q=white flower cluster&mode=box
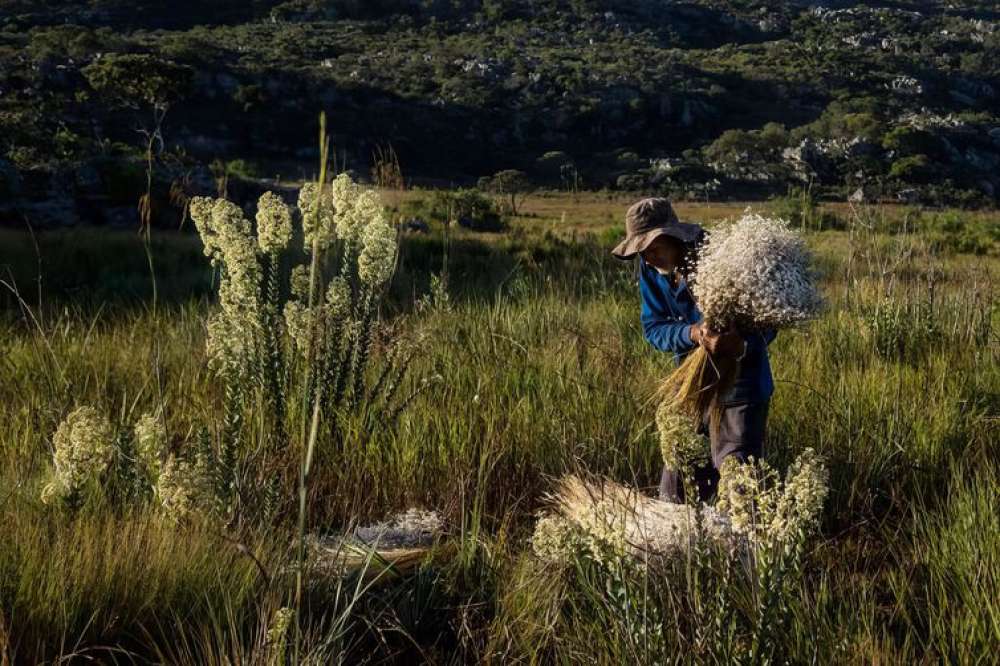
[655,401,708,472]
[716,448,828,554]
[283,275,354,355]
[255,191,293,254]
[299,174,395,253]
[266,607,295,649]
[41,406,114,503]
[155,455,214,522]
[352,508,444,549]
[531,475,734,565]
[357,213,397,287]
[134,411,167,478]
[297,181,336,252]
[692,211,822,331]
[190,197,263,373]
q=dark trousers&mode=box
[659,401,770,503]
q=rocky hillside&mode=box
[2,0,999,226]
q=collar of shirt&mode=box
[641,257,689,298]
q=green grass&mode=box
[0,203,998,662]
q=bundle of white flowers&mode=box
[532,450,828,569]
[691,211,822,332]
[40,406,114,504]
[531,475,735,565]
[660,211,822,419]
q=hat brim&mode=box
[611,222,704,260]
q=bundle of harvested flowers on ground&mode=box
[661,211,822,421]
[531,449,828,567]
[531,475,735,564]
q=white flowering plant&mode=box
[716,448,829,658]
[655,400,708,476]
[40,406,115,506]
[185,169,425,525]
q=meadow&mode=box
[0,192,998,664]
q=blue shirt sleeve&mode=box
[640,269,697,354]
[762,329,777,344]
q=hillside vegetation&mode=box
[1,0,999,230]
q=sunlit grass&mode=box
[0,204,997,661]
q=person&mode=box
[612,197,776,503]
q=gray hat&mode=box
[611,197,704,260]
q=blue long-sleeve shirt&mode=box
[639,257,775,405]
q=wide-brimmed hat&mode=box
[611,197,704,260]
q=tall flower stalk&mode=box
[187,113,416,660]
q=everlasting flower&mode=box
[290,265,311,301]
[531,513,589,561]
[298,182,336,252]
[283,301,312,353]
[266,607,295,648]
[49,406,114,497]
[156,455,213,522]
[331,173,365,244]
[655,401,707,472]
[255,191,293,254]
[190,196,262,373]
[353,508,444,548]
[325,276,351,320]
[717,448,828,553]
[357,213,397,287]
[134,411,167,478]
[692,211,822,331]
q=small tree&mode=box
[482,169,533,216]
[83,53,193,305]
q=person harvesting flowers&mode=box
[612,198,778,504]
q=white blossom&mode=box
[46,406,114,501]
[717,448,828,554]
[156,455,213,522]
[692,211,822,332]
[298,182,336,252]
[655,401,708,472]
[255,191,293,254]
[134,411,167,478]
[357,212,397,287]
[325,276,351,319]
[190,197,262,373]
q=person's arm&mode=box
[640,273,700,353]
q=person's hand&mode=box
[689,322,705,347]
[699,325,745,357]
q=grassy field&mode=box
[1,195,998,663]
